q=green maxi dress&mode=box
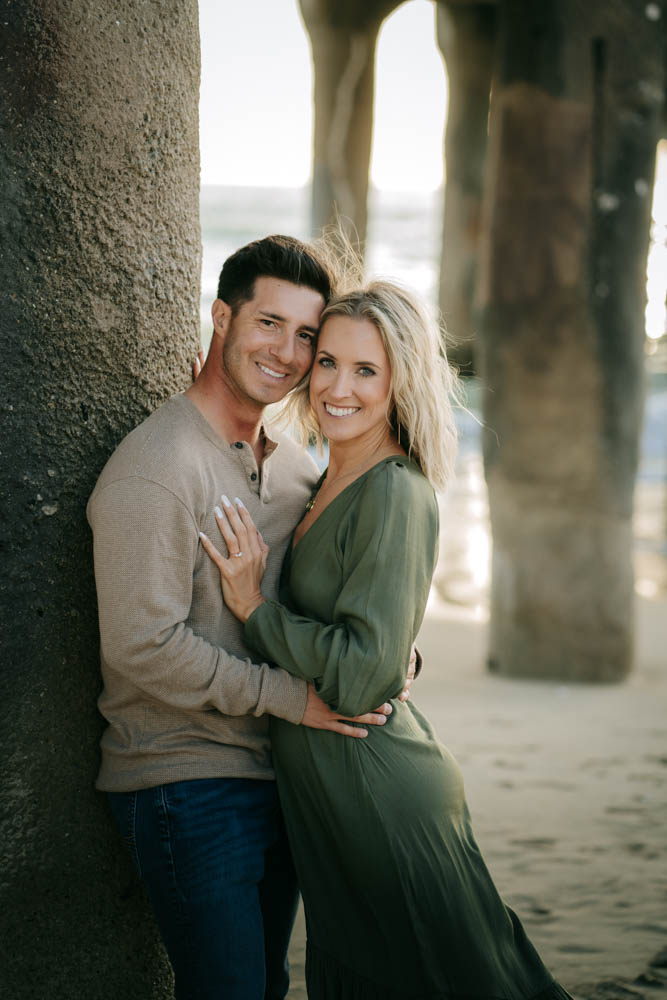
[244,457,572,1000]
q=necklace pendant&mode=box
[305,496,317,513]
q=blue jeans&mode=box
[108,777,299,1000]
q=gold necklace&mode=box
[305,460,376,513]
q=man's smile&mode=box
[256,362,289,380]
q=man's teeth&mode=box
[257,363,287,379]
[324,404,360,417]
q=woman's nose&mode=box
[329,371,353,398]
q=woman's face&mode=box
[309,315,393,446]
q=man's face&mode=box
[216,276,325,409]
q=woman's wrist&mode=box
[238,595,265,624]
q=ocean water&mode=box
[200,184,667,603]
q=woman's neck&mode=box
[326,426,402,482]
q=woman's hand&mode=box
[199,496,269,622]
[192,347,205,381]
[398,645,418,702]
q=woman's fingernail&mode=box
[214,505,223,518]
[234,497,245,508]
[384,703,392,714]
[221,494,231,507]
[199,531,208,540]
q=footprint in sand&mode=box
[528,779,577,791]
[627,772,665,785]
[581,756,624,770]
[557,943,603,954]
[511,895,555,921]
[606,805,647,815]
[643,754,667,767]
[509,837,557,850]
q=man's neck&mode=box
[185,373,266,462]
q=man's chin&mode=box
[251,380,298,405]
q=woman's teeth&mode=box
[324,404,360,417]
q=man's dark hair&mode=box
[216,234,335,314]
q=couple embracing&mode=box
[88,235,571,1000]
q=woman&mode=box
[200,281,571,1000]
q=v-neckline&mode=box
[291,454,407,554]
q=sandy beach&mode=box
[285,593,667,998]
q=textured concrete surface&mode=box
[0,2,200,995]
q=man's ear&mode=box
[211,298,231,339]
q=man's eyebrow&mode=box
[258,310,318,335]
[258,310,285,322]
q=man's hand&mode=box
[398,646,419,703]
[301,684,392,738]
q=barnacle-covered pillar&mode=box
[299,0,402,251]
[0,2,201,995]
[477,0,665,680]
[436,1,496,371]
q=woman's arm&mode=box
[244,464,438,718]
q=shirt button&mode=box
[250,472,257,481]
[234,441,243,449]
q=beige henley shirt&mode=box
[87,393,318,792]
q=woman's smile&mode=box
[322,403,361,417]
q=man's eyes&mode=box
[298,331,315,344]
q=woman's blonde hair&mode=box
[279,279,460,491]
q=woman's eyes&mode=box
[317,357,375,376]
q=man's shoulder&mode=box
[89,395,206,503]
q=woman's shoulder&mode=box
[363,455,435,501]
[355,456,438,527]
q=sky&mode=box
[198,0,448,191]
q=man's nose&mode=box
[270,334,296,367]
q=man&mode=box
[88,236,408,1000]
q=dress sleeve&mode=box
[243,463,439,717]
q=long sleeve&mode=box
[89,476,308,724]
[243,462,438,718]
